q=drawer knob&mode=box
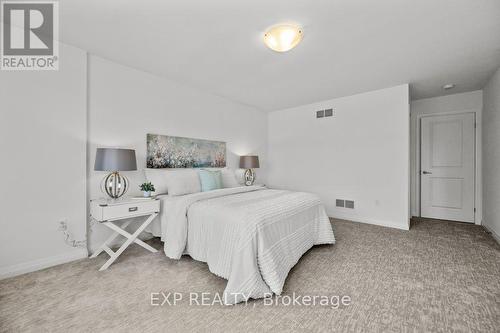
[129,207,138,212]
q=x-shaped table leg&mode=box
[92,213,159,271]
[90,220,133,259]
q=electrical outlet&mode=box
[58,220,67,231]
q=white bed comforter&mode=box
[159,186,335,304]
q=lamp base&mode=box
[244,169,255,186]
[101,171,129,199]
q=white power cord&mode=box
[58,221,87,248]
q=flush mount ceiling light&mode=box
[264,24,303,52]
[443,83,456,90]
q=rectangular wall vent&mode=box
[336,199,345,207]
[345,200,355,209]
[316,109,334,118]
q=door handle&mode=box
[422,171,432,175]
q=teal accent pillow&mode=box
[198,169,223,192]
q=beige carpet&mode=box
[1,218,499,332]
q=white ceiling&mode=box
[60,0,500,111]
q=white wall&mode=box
[482,68,500,242]
[0,43,88,278]
[87,55,268,252]
[0,48,268,276]
[410,91,483,222]
[267,85,410,230]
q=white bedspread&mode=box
[159,186,335,304]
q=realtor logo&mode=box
[1,0,59,70]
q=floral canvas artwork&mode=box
[147,134,226,168]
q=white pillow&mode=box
[144,169,201,196]
[164,169,201,196]
[221,168,240,188]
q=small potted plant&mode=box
[139,182,155,198]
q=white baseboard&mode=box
[483,224,500,245]
[328,212,410,231]
[0,248,88,280]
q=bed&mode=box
[146,179,335,305]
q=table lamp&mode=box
[94,148,137,199]
[239,155,259,186]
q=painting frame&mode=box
[146,133,226,169]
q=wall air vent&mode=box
[316,108,334,118]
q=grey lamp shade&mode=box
[94,148,137,171]
[239,155,260,169]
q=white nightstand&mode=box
[90,198,160,271]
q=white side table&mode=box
[90,198,160,271]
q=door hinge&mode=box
[474,208,476,213]
[474,122,477,128]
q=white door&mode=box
[420,113,475,223]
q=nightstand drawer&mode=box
[91,200,160,222]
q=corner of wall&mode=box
[481,66,500,239]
